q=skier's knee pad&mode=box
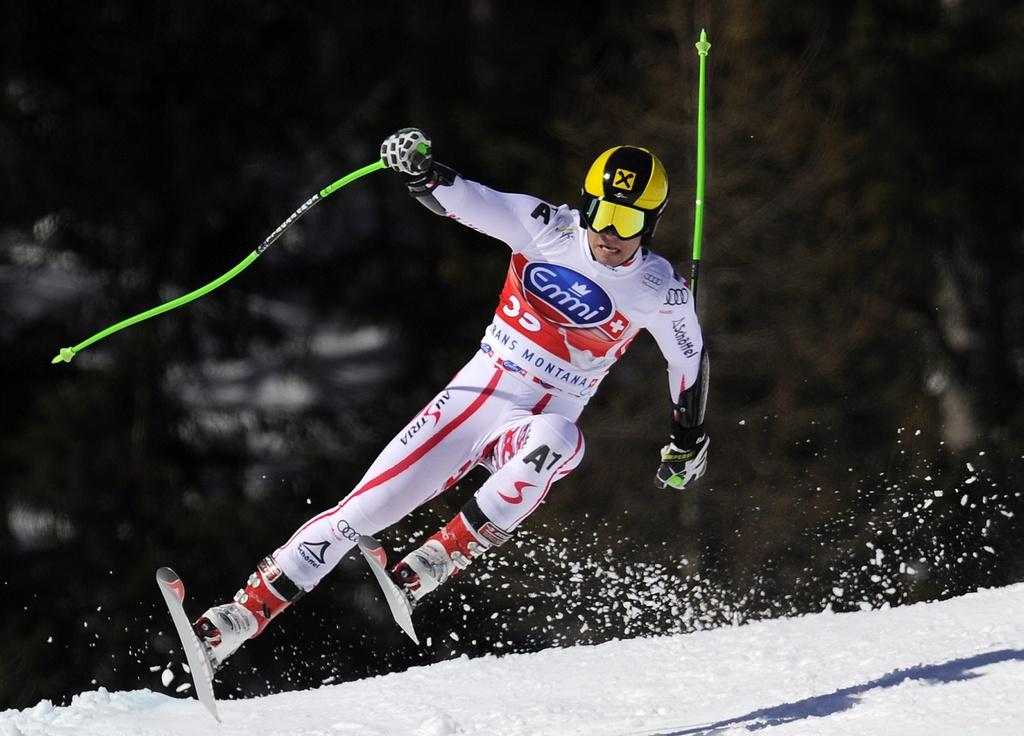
[473,415,585,534]
[523,414,585,475]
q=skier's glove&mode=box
[381,128,433,176]
[655,427,709,490]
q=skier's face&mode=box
[587,228,642,267]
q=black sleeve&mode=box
[671,348,709,446]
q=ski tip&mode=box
[357,535,388,569]
[357,534,380,551]
[156,567,180,584]
[156,567,185,603]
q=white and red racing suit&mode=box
[273,176,705,591]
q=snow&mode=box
[3,584,1023,736]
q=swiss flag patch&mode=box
[595,310,630,339]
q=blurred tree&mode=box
[1,0,1021,710]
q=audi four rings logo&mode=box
[335,519,360,543]
[523,263,613,327]
[663,287,689,306]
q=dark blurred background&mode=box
[2,0,1023,710]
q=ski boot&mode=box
[192,556,305,669]
[391,500,510,604]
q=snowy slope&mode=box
[3,584,1023,736]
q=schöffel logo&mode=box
[523,263,613,327]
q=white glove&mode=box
[380,128,433,176]
[655,434,709,490]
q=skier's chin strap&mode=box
[407,162,459,216]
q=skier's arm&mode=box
[646,280,711,489]
[381,128,548,251]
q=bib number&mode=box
[502,294,541,333]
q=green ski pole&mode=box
[690,29,711,302]
[52,159,387,364]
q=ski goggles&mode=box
[581,196,648,239]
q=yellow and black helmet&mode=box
[581,146,669,242]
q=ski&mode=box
[155,567,221,722]
[358,535,420,645]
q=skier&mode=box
[192,128,711,668]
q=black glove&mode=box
[380,128,433,176]
[655,425,709,490]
